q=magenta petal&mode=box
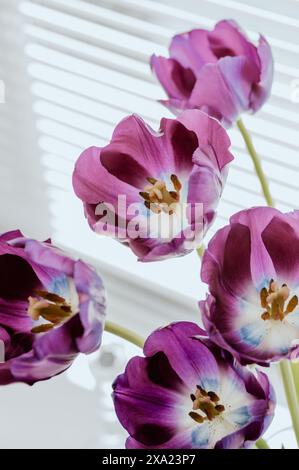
[113,354,187,447]
[102,114,198,180]
[0,230,24,242]
[169,30,217,72]
[24,240,75,277]
[73,145,138,206]
[262,216,299,283]
[218,55,259,110]
[231,207,278,286]
[150,55,195,101]
[209,20,259,67]
[250,35,274,112]
[126,431,194,449]
[144,322,219,390]
[178,109,234,171]
[189,63,240,126]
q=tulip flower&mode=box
[0,230,106,385]
[73,110,233,262]
[200,207,299,365]
[113,322,274,448]
[151,20,273,126]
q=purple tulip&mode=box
[151,20,273,126]
[0,230,106,385]
[73,110,233,262]
[113,322,274,449]
[200,207,299,365]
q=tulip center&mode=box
[139,175,182,215]
[189,385,225,424]
[27,290,73,333]
[260,279,298,321]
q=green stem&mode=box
[236,118,274,207]
[196,244,205,259]
[291,362,299,401]
[279,361,299,446]
[256,438,270,449]
[104,320,145,349]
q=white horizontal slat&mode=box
[26,43,160,98]
[20,2,167,59]
[34,0,173,41]
[24,24,150,79]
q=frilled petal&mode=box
[100,114,199,186]
[178,109,234,172]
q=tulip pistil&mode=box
[189,385,225,424]
[140,175,182,215]
[28,290,72,333]
[260,279,298,321]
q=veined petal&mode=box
[143,322,219,391]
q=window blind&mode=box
[1,0,299,300]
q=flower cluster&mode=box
[1,14,293,451]
[107,20,278,449]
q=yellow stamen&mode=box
[28,290,72,333]
[141,174,182,215]
[260,280,298,321]
[189,385,225,424]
